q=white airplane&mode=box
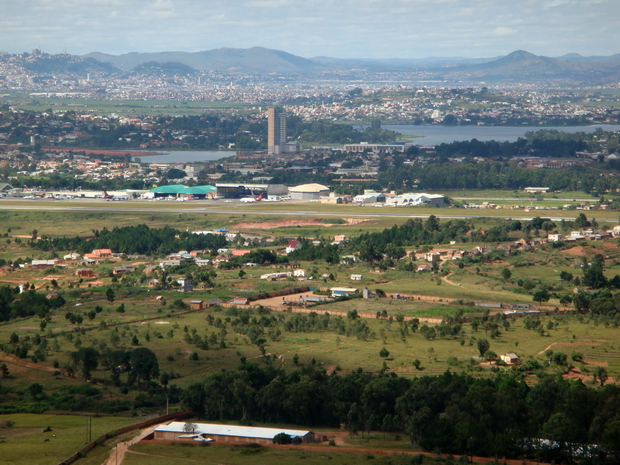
[239,192,264,203]
[102,190,130,201]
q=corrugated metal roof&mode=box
[151,184,187,194]
[180,185,217,194]
[155,421,311,439]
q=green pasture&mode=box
[0,413,135,465]
[3,292,620,388]
[1,95,252,116]
[125,442,423,465]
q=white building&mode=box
[288,183,330,200]
[385,193,445,207]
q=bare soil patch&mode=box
[555,341,600,347]
[233,218,370,230]
[562,246,605,256]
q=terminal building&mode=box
[215,183,288,199]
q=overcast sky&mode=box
[2,0,618,59]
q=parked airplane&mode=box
[239,192,264,203]
[102,190,129,201]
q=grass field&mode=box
[0,413,136,465]
[0,95,253,116]
[124,443,425,465]
[1,201,619,242]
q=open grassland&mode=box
[440,189,600,201]
[124,442,424,465]
[3,198,619,223]
[0,413,136,465]
[0,207,565,243]
[1,95,252,116]
[2,294,619,388]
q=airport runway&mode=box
[0,198,597,223]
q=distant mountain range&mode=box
[4,47,620,82]
[84,47,322,73]
[83,48,620,81]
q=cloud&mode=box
[493,26,516,36]
[0,0,618,58]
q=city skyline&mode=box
[1,1,619,60]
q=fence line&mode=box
[58,410,193,465]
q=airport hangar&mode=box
[215,183,288,199]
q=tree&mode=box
[574,213,591,229]
[28,383,44,399]
[130,347,159,386]
[75,347,99,380]
[501,268,512,281]
[477,338,490,358]
[594,367,608,387]
[533,289,550,303]
[106,287,115,303]
[559,271,573,282]
[273,432,292,444]
[183,422,197,434]
[347,402,360,435]
[379,347,390,358]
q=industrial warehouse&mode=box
[152,421,318,444]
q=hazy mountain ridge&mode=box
[85,47,324,73]
[3,47,620,82]
[82,48,620,81]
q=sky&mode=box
[1,0,619,59]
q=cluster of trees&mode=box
[0,287,65,322]
[285,115,398,145]
[378,161,598,193]
[30,224,227,256]
[432,131,590,160]
[345,217,508,262]
[182,363,620,463]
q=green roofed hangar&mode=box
[147,184,217,199]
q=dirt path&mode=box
[441,272,459,286]
[103,425,158,465]
[0,354,58,373]
[536,341,559,356]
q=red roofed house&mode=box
[231,250,251,257]
[84,249,113,260]
[93,249,113,257]
[286,240,302,254]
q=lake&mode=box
[133,124,620,163]
[383,123,620,146]
[133,150,235,163]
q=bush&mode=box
[273,432,292,444]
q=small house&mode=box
[500,353,519,364]
[189,300,205,310]
[76,269,96,278]
[286,240,302,254]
